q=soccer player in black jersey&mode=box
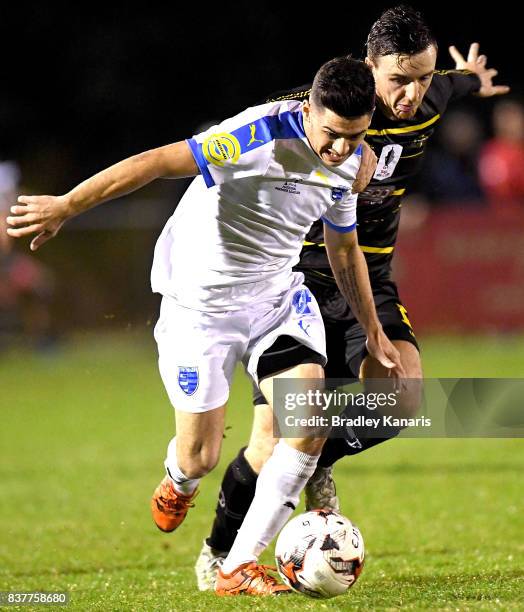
[195,5,510,590]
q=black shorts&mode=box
[255,334,324,385]
[252,276,419,405]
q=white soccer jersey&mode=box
[151,100,362,311]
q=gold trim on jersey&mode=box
[391,188,406,196]
[269,89,311,102]
[400,151,424,159]
[303,241,394,254]
[367,114,440,136]
[360,245,395,254]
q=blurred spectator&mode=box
[0,161,57,351]
[479,99,524,214]
[413,109,485,205]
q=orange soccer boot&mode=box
[215,561,291,596]
[150,476,198,532]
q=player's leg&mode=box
[198,294,419,586]
[196,329,340,590]
[151,297,242,533]
[152,406,226,532]
[215,282,331,594]
[216,361,326,595]
[318,297,422,468]
[361,339,422,415]
[195,399,273,590]
[244,402,276,472]
[169,405,226,480]
[202,335,325,545]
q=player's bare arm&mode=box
[6,141,198,251]
[448,42,510,97]
[324,224,405,377]
[351,141,377,194]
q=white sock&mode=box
[164,436,200,496]
[221,440,319,574]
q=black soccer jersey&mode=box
[266,71,480,283]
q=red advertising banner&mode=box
[394,208,524,333]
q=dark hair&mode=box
[310,56,375,119]
[366,5,437,60]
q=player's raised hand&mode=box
[448,43,510,97]
[352,141,377,193]
[6,194,71,251]
[366,329,406,379]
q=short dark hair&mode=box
[310,56,375,119]
[366,5,437,61]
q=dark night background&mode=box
[0,2,521,333]
[0,2,519,193]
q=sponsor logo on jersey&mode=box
[292,289,312,314]
[202,132,241,167]
[247,123,265,147]
[373,144,403,181]
[358,185,397,205]
[178,367,199,396]
[331,186,348,201]
[298,320,311,336]
[275,181,301,194]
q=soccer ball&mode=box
[275,509,364,598]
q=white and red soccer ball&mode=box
[275,509,365,599]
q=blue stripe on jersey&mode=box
[355,144,363,156]
[188,110,305,187]
[186,138,215,187]
[321,217,357,233]
[238,111,306,152]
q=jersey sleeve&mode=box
[186,106,277,188]
[432,70,481,106]
[321,192,358,233]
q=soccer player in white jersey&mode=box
[7,56,404,595]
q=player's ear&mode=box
[302,99,311,122]
[365,56,374,70]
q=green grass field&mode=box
[1,332,523,611]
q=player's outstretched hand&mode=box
[448,43,510,98]
[6,194,71,251]
[366,329,406,379]
[352,141,377,194]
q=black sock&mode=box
[318,435,394,466]
[318,404,402,467]
[206,447,258,552]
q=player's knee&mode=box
[245,437,277,473]
[395,382,423,418]
[286,436,325,456]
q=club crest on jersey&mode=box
[202,132,241,167]
[331,186,348,201]
[178,367,199,396]
[373,144,403,181]
[292,289,312,315]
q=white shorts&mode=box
[154,274,326,412]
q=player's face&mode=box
[302,101,372,167]
[367,45,437,120]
